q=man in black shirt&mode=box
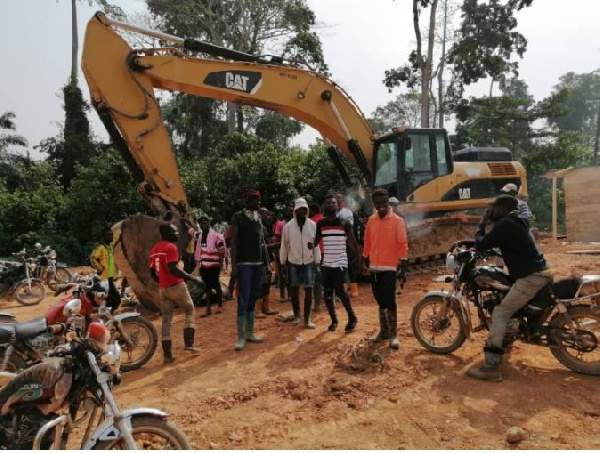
[467,195,553,381]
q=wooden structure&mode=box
[544,167,600,242]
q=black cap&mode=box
[489,194,519,211]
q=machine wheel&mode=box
[14,280,45,306]
[549,306,600,375]
[92,415,191,449]
[118,316,158,372]
[411,295,466,354]
[47,267,72,291]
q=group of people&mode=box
[142,187,409,364]
[95,180,542,383]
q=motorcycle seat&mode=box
[0,324,15,343]
[0,312,15,322]
[13,317,48,341]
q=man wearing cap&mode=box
[280,198,321,328]
[501,183,532,222]
[194,215,226,317]
[230,189,269,350]
[466,194,552,381]
[388,196,405,219]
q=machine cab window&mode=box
[373,129,453,201]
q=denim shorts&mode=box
[288,263,315,287]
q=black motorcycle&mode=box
[411,241,600,375]
[0,299,190,449]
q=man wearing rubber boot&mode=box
[230,189,269,351]
[280,198,321,329]
[149,224,203,364]
[467,195,552,381]
[314,194,360,333]
[362,189,408,350]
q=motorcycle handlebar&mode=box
[47,324,66,335]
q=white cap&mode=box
[501,183,518,195]
[389,197,400,204]
[294,197,309,212]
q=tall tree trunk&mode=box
[226,102,236,133]
[437,0,448,128]
[422,0,438,129]
[236,105,244,133]
[489,78,495,97]
[71,0,78,82]
[412,1,425,127]
[594,99,600,166]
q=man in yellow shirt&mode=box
[89,229,121,309]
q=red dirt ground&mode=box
[2,238,600,449]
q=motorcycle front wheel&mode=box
[91,415,191,449]
[46,267,72,291]
[118,316,158,372]
[411,295,466,354]
[14,280,45,306]
[549,306,600,375]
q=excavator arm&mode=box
[82,12,374,222]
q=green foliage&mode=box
[550,70,600,147]
[523,132,592,230]
[370,92,424,133]
[179,133,350,221]
[42,79,97,188]
[454,80,569,155]
[60,150,150,262]
[448,0,530,86]
[0,162,66,255]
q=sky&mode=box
[1,0,599,159]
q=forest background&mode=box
[0,0,598,263]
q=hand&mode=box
[307,241,314,250]
[396,259,408,288]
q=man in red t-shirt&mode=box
[149,223,204,364]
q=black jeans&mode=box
[200,266,223,307]
[370,271,397,310]
[322,267,354,319]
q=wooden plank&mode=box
[567,250,600,255]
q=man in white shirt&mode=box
[280,198,321,328]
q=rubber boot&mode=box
[161,340,175,364]
[304,290,315,329]
[339,296,357,333]
[290,287,301,324]
[261,297,279,316]
[387,306,400,349]
[183,328,201,354]
[235,316,246,351]
[466,346,503,381]
[255,299,267,319]
[325,298,338,331]
[369,308,390,342]
[350,282,359,298]
[245,312,264,343]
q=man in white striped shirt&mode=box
[314,194,360,333]
[501,183,533,223]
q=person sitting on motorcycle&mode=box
[89,229,121,310]
[467,194,553,382]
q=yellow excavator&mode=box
[81,13,526,309]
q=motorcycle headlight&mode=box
[100,341,122,373]
[445,253,457,271]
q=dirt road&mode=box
[3,239,600,449]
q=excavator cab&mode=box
[372,128,454,202]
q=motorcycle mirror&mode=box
[63,299,82,317]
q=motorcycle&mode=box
[0,250,46,306]
[0,279,157,373]
[32,245,72,291]
[411,240,600,375]
[0,299,191,449]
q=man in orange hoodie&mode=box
[362,189,408,349]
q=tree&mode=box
[454,81,569,155]
[550,70,600,163]
[0,112,27,154]
[369,91,423,134]
[448,0,531,94]
[0,111,29,191]
[40,80,97,188]
[146,0,327,135]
